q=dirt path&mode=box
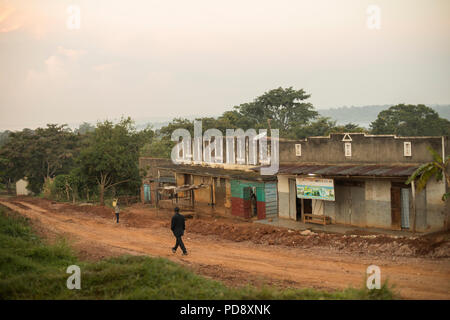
[1,198,449,300]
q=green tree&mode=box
[216,110,256,131]
[140,139,174,159]
[290,117,337,139]
[53,174,80,203]
[158,118,194,138]
[0,130,11,147]
[77,118,146,205]
[370,104,450,136]
[75,122,96,135]
[234,87,318,136]
[406,147,450,201]
[331,123,366,134]
[0,126,79,194]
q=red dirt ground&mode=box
[1,196,449,299]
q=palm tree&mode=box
[406,146,449,201]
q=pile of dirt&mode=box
[186,218,450,259]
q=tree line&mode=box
[143,87,450,158]
[1,87,449,203]
[0,118,152,205]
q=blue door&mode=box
[144,184,151,203]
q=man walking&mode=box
[171,207,188,255]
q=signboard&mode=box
[296,177,335,201]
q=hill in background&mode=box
[318,105,450,129]
[136,104,450,131]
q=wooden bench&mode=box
[303,214,331,225]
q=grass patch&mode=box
[0,205,396,300]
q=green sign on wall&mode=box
[296,177,335,201]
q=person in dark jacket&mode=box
[171,207,188,255]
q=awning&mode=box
[152,177,176,183]
[157,163,276,181]
[255,163,420,177]
[159,184,209,194]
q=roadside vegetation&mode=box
[1,88,449,204]
[0,205,396,300]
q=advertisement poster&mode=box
[296,177,335,201]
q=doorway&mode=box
[144,184,151,203]
[401,188,410,229]
[296,198,312,221]
[391,184,411,230]
[391,187,401,230]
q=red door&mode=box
[391,187,402,230]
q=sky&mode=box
[0,0,449,131]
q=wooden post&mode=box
[411,180,417,233]
[301,198,305,223]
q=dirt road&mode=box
[1,198,449,299]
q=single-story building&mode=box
[140,132,448,232]
[272,133,449,232]
[16,178,31,196]
[156,162,277,220]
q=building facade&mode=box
[140,132,449,232]
[275,133,449,232]
[15,179,31,196]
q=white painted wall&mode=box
[277,175,291,219]
[16,179,30,196]
[312,199,324,215]
[277,175,290,193]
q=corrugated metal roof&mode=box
[157,163,277,181]
[274,164,419,177]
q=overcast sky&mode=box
[0,0,449,130]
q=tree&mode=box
[33,124,79,180]
[290,117,337,139]
[216,110,256,131]
[0,130,11,147]
[53,174,80,203]
[406,147,450,201]
[289,117,366,139]
[234,87,318,136]
[77,118,145,205]
[0,125,80,193]
[140,139,174,159]
[370,104,450,136]
[159,118,194,138]
[75,122,96,135]
[331,123,366,134]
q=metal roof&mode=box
[273,164,420,177]
[157,163,277,181]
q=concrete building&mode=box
[140,158,277,219]
[275,133,449,232]
[139,157,176,204]
[140,132,448,232]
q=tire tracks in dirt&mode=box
[1,199,449,299]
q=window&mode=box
[295,144,302,156]
[404,142,412,157]
[344,142,352,157]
